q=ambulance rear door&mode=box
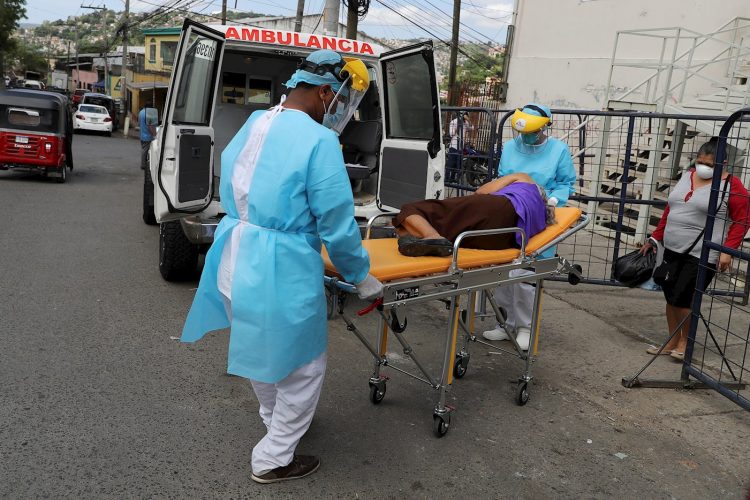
[377,42,443,211]
[154,20,225,222]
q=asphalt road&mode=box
[1,133,748,498]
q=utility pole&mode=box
[323,0,340,37]
[447,0,461,106]
[81,4,108,94]
[294,0,305,33]
[499,0,520,102]
[345,1,358,40]
[122,0,131,136]
[221,0,227,25]
[66,40,72,92]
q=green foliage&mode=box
[8,43,48,75]
[457,44,504,83]
[0,0,26,47]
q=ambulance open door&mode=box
[153,20,225,222]
[377,42,443,211]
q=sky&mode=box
[23,0,513,43]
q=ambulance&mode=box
[146,20,445,280]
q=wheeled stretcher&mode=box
[323,207,589,437]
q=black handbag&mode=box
[651,232,702,287]
[613,249,657,287]
[652,176,731,287]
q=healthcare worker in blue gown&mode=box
[482,104,576,350]
[181,50,383,484]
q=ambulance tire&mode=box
[143,168,157,225]
[159,221,199,281]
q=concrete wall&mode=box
[506,0,750,109]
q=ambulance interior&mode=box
[213,50,383,208]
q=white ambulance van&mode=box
[146,20,445,280]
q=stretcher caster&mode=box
[368,379,386,405]
[568,264,583,285]
[453,353,470,379]
[515,381,530,406]
[432,413,450,437]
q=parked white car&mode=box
[74,104,113,136]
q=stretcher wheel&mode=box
[369,383,386,404]
[432,414,450,437]
[568,264,583,285]
[515,382,530,406]
[453,356,468,379]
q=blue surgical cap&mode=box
[285,49,344,91]
[522,103,552,120]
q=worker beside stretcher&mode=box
[393,172,557,257]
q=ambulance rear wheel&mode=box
[159,221,199,281]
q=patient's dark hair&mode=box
[697,137,718,159]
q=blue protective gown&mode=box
[181,108,370,383]
[499,137,576,206]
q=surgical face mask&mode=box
[322,93,345,131]
[521,132,540,146]
[695,162,714,180]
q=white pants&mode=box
[250,352,327,475]
[493,269,535,331]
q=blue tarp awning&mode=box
[92,80,105,88]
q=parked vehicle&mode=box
[80,93,119,131]
[23,80,44,90]
[0,89,73,183]
[72,89,87,105]
[146,20,444,280]
[74,104,113,136]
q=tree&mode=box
[457,44,504,84]
[0,0,27,88]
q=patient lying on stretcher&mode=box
[393,173,556,257]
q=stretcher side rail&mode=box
[365,212,399,240]
[532,214,590,258]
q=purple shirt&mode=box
[491,182,548,246]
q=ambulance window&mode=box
[222,72,246,104]
[383,54,434,140]
[173,34,220,125]
[247,79,272,105]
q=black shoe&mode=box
[398,237,453,257]
[251,455,321,484]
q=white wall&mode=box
[506,0,750,110]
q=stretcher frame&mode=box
[324,212,590,437]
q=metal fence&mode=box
[683,108,750,410]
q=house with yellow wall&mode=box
[125,27,180,126]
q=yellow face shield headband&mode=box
[510,108,551,133]
[341,57,370,92]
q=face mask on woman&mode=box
[521,131,540,146]
[695,162,714,180]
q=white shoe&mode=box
[515,327,531,351]
[482,324,510,341]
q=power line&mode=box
[374,0,494,70]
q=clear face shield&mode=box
[323,76,367,135]
[511,125,550,154]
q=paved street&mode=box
[1,133,749,498]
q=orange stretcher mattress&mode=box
[323,207,582,283]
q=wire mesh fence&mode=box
[685,109,750,410]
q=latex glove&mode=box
[547,196,559,207]
[356,273,383,300]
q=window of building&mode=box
[161,41,178,66]
[149,38,156,63]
